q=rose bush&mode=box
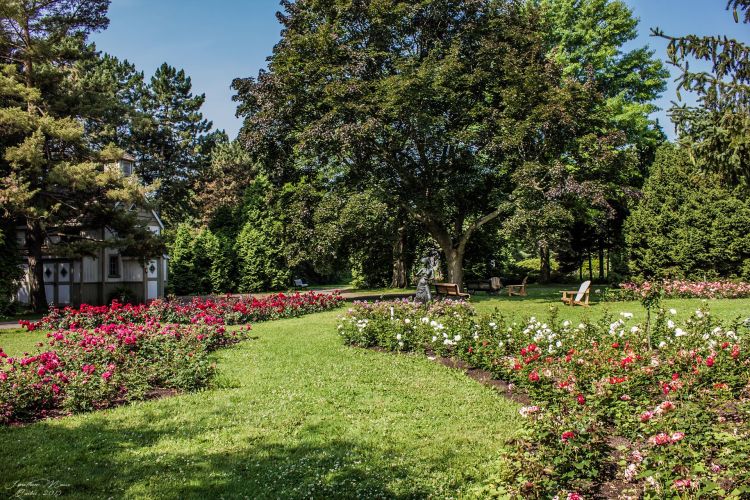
[610,280,750,301]
[21,291,344,331]
[1,319,249,424]
[339,300,750,498]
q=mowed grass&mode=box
[0,310,521,499]
[470,284,750,326]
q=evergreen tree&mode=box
[197,139,255,224]
[76,53,148,152]
[0,218,22,316]
[0,1,161,311]
[626,144,750,279]
[652,0,750,185]
[134,63,217,225]
[235,176,290,292]
[204,231,235,293]
[167,223,199,296]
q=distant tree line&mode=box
[2,0,748,308]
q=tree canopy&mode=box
[233,0,632,287]
[0,0,166,310]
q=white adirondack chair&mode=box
[561,280,591,307]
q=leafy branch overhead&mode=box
[652,0,750,184]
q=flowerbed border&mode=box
[366,344,636,499]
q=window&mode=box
[108,255,121,278]
[120,160,133,176]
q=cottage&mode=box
[15,154,168,307]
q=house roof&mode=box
[120,153,136,161]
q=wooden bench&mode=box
[466,277,502,295]
[507,276,528,297]
[434,283,470,299]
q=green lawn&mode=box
[2,290,748,498]
[470,284,750,325]
[0,310,521,499]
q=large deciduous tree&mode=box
[234,0,597,288]
[508,0,668,282]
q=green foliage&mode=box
[198,139,255,224]
[235,176,291,292]
[626,145,750,279]
[507,0,668,284]
[233,0,614,285]
[313,190,396,288]
[0,220,21,316]
[652,1,750,186]
[168,223,200,296]
[133,63,220,225]
[0,1,164,310]
[206,232,235,293]
[168,223,237,295]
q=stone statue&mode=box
[415,254,436,303]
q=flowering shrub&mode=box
[21,291,344,331]
[611,280,750,300]
[339,301,750,497]
[0,320,249,424]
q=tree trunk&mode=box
[417,208,503,293]
[444,247,465,290]
[390,222,408,288]
[588,251,593,282]
[579,260,583,281]
[598,240,605,280]
[606,250,610,277]
[26,219,48,312]
[539,242,551,284]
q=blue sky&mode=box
[92,0,749,140]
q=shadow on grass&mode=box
[1,416,431,499]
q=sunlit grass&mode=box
[1,311,521,498]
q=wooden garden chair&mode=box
[434,283,471,299]
[507,276,528,297]
[561,280,591,307]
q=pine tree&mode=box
[134,63,217,225]
[0,1,161,311]
[652,0,750,185]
